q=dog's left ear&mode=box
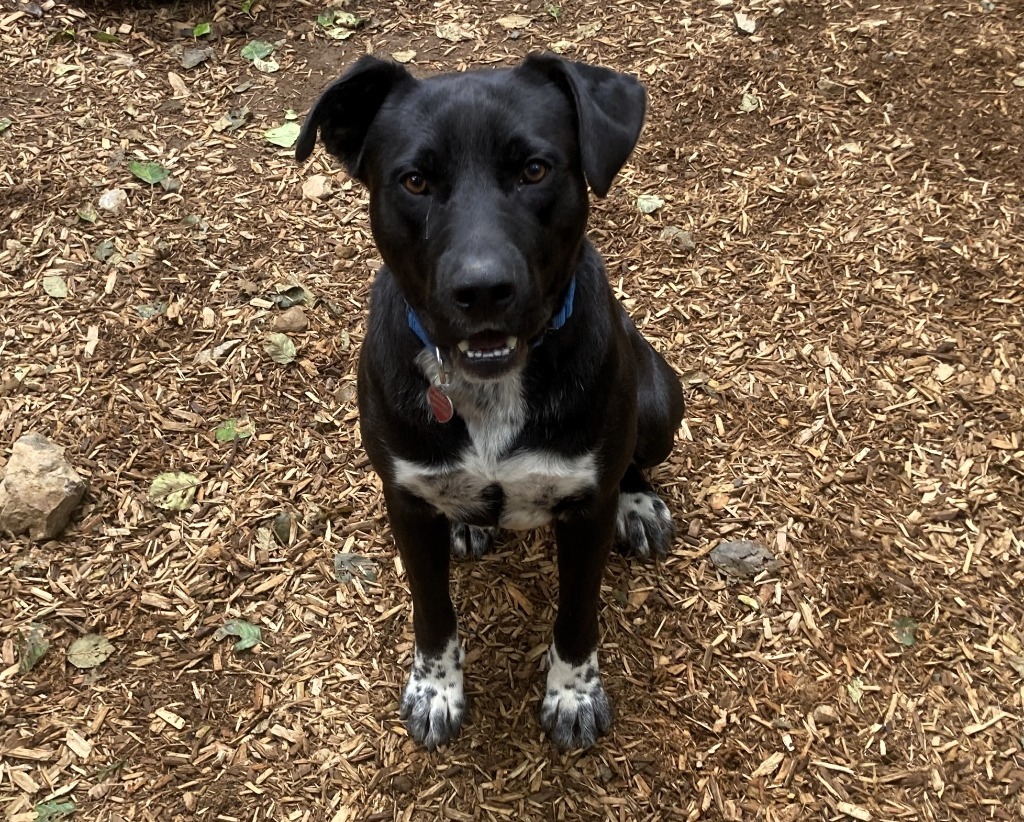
[519,54,646,198]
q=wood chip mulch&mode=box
[1,0,1022,820]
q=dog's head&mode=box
[297,54,645,380]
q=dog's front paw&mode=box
[540,648,612,750]
[615,491,674,559]
[450,522,495,558]
[400,639,466,750]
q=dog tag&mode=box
[427,385,454,423]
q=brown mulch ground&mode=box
[2,0,1023,819]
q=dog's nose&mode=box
[449,259,516,316]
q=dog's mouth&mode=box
[453,331,525,377]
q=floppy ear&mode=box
[295,55,414,178]
[519,54,646,197]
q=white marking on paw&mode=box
[615,491,674,558]
[450,522,494,558]
[401,636,465,750]
[540,646,612,749]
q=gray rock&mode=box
[180,47,214,70]
[709,539,779,578]
[659,226,696,251]
[0,432,87,540]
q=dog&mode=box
[296,53,685,750]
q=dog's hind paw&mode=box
[400,638,466,750]
[540,647,613,750]
[615,491,674,559]
[450,522,495,559]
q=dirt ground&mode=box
[2,0,1023,819]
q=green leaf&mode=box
[324,27,356,40]
[263,122,300,148]
[193,22,211,37]
[148,471,200,511]
[637,194,665,214]
[42,275,68,299]
[77,203,98,223]
[846,677,865,704]
[892,616,918,647]
[334,552,377,583]
[284,109,298,121]
[252,55,280,73]
[129,160,170,185]
[241,0,254,13]
[134,300,167,319]
[67,634,114,670]
[241,40,274,61]
[20,624,49,673]
[740,92,759,113]
[93,238,115,262]
[0,117,11,133]
[34,799,76,821]
[214,618,262,651]
[316,9,335,27]
[94,30,119,43]
[264,332,297,364]
[215,418,254,443]
[212,106,250,133]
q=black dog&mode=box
[297,54,684,750]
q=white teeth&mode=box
[465,347,512,360]
[457,336,519,360]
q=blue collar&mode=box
[406,276,576,350]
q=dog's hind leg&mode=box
[620,306,685,470]
[450,522,495,559]
[614,308,684,559]
[615,463,675,559]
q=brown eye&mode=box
[402,172,427,195]
[522,159,549,184]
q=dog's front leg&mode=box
[542,495,617,749]
[385,486,465,750]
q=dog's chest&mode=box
[391,368,597,529]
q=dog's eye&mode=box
[521,160,549,185]
[401,172,428,195]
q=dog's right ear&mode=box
[295,56,413,178]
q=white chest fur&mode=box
[392,354,598,529]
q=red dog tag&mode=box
[427,385,454,423]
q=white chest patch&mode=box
[393,352,598,528]
[394,448,598,529]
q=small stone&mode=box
[392,775,414,794]
[0,432,88,541]
[812,705,839,726]
[709,539,779,578]
[302,174,331,201]
[794,170,819,188]
[272,512,295,545]
[98,187,128,214]
[816,77,846,96]
[272,305,308,333]
[734,11,757,34]
[180,47,214,70]
[659,226,696,250]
